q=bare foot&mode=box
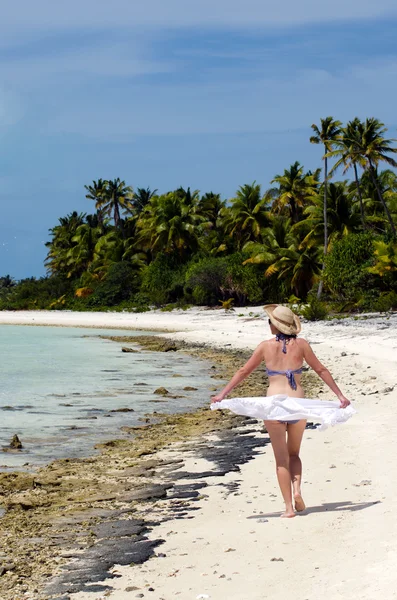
[294,493,306,512]
[281,510,296,518]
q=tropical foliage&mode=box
[2,116,396,314]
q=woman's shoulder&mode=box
[295,337,310,350]
[260,338,277,355]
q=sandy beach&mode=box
[1,307,396,600]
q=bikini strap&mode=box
[275,332,296,354]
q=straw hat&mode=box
[263,304,301,335]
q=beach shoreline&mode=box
[1,308,397,600]
[0,332,293,599]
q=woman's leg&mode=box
[264,421,295,518]
[287,420,307,511]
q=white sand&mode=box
[2,308,397,599]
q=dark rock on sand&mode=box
[122,347,139,353]
[163,344,178,352]
[92,519,147,539]
[44,538,163,597]
[9,435,23,450]
[122,484,173,502]
[154,387,169,396]
[110,408,135,413]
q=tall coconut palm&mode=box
[310,117,342,297]
[271,163,319,224]
[99,179,134,230]
[85,179,107,206]
[359,118,397,236]
[84,179,107,226]
[327,119,367,229]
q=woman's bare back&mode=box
[262,337,305,397]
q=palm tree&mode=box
[85,179,107,226]
[271,162,319,223]
[195,192,227,254]
[327,119,367,229]
[243,214,321,298]
[66,222,103,277]
[357,169,397,233]
[359,118,397,236]
[197,192,225,225]
[99,179,134,230]
[85,179,107,205]
[220,183,271,249]
[136,191,204,257]
[310,117,342,297]
[0,275,16,289]
[367,239,397,277]
[243,215,293,266]
[45,212,86,276]
[133,187,158,214]
[89,231,146,279]
[294,182,361,250]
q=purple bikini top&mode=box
[266,332,302,390]
[266,367,303,391]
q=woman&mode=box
[211,304,354,518]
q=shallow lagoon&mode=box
[0,325,219,470]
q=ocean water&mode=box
[0,325,222,471]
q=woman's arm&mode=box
[300,339,350,408]
[211,343,265,403]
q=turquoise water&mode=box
[0,325,221,471]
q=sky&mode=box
[1,1,397,278]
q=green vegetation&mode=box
[1,117,397,315]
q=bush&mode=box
[357,290,397,312]
[185,253,266,306]
[0,276,74,310]
[323,233,376,301]
[87,262,140,307]
[185,256,228,305]
[300,298,328,321]
[140,255,186,306]
[130,292,151,312]
[224,253,265,305]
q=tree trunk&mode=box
[368,160,396,236]
[323,154,328,256]
[317,151,327,299]
[353,164,366,229]
[114,203,120,230]
[290,199,298,224]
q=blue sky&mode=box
[1,0,397,278]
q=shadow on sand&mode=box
[247,499,381,519]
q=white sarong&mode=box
[211,394,356,431]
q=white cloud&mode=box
[0,0,396,38]
[0,41,173,86]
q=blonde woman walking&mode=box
[211,305,354,518]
